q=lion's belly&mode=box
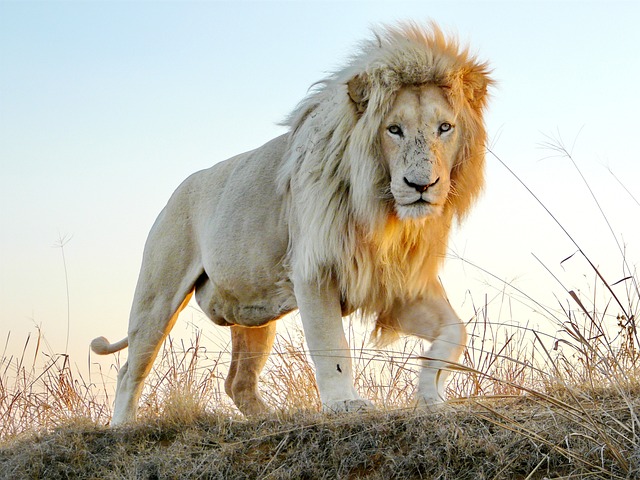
[196,224,295,327]
[194,273,296,327]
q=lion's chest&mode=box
[338,219,446,313]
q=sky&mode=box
[2,1,640,380]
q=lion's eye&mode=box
[438,122,453,135]
[387,125,403,137]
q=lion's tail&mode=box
[90,336,129,355]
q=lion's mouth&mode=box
[401,199,437,207]
[394,198,443,220]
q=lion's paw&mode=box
[414,394,446,410]
[322,399,375,414]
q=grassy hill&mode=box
[1,388,638,479]
[1,322,638,480]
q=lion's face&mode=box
[379,85,460,220]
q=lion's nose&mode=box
[404,177,440,193]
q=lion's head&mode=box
[366,84,462,220]
[280,22,493,314]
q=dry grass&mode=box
[2,143,639,478]
[1,299,638,479]
[0,387,638,479]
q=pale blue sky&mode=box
[2,1,639,368]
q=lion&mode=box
[91,22,493,425]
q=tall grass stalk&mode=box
[53,233,72,355]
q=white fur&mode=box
[91,22,492,424]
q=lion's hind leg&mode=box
[225,323,276,417]
[110,194,206,425]
[112,289,196,425]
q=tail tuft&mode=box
[90,336,129,355]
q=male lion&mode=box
[91,22,493,425]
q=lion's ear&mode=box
[459,66,492,110]
[347,73,370,114]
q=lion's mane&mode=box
[278,22,493,343]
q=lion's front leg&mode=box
[294,277,373,413]
[390,290,467,406]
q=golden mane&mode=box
[278,22,493,342]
